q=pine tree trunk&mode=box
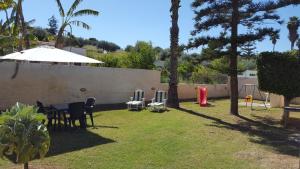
[24,162,29,169]
[291,41,295,50]
[229,0,239,115]
[167,0,180,108]
[282,97,291,127]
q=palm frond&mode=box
[10,6,16,18]
[69,20,91,30]
[55,0,65,17]
[67,0,83,16]
[73,9,99,17]
[26,19,35,26]
[0,0,14,10]
[1,16,14,33]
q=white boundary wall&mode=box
[0,62,161,109]
[238,77,268,100]
[159,83,229,100]
[2,62,283,109]
[237,77,300,107]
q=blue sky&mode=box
[12,1,300,52]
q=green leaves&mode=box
[55,0,99,47]
[67,0,83,17]
[287,16,300,50]
[55,0,65,17]
[189,0,300,50]
[257,51,300,99]
[73,9,99,17]
[0,103,50,164]
[69,20,90,30]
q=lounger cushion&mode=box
[127,101,143,105]
[148,102,164,106]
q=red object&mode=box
[199,87,208,107]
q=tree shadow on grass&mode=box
[91,125,119,129]
[177,107,300,157]
[47,129,115,157]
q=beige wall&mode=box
[0,62,161,109]
[3,62,286,109]
[237,77,300,107]
[269,95,300,108]
[160,83,229,100]
[238,77,268,100]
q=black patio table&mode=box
[51,103,69,129]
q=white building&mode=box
[238,70,257,78]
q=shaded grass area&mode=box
[1,99,300,169]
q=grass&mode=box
[1,99,300,169]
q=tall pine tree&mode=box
[168,0,180,108]
[240,26,257,58]
[189,0,300,115]
[47,15,58,35]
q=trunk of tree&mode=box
[229,0,239,115]
[282,96,291,127]
[167,0,180,108]
[24,162,29,169]
[273,44,275,52]
[17,0,30,49]
[55,27,65,49]
[14,1,22,52]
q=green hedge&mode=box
[257,51,300,99]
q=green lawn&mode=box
[1,99,300,169]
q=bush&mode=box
[32,27,49,41]
[87,50,129,68]
[257,52,300,100]
[124,41,156,69]
[0,103,50,169]
[191,65,227,84]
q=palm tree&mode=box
[54,0,99,48]
[167,0,180,108]
[0,103,50,169]
[270,32,280,52]
[0,0,16,47]
[287,16,300,50]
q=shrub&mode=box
[257,51,300,121]
[257,52,300,100]
[191,65,227,84]
[0,103,50,169]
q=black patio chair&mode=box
[85,97,96,127]
[67,102,86,129]
[36,101,57,128]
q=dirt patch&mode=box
[236,150,300,169]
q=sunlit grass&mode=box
[1,99,299,169]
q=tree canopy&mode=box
[287,16,300,50]
[47,15,58,35]
[189,0,300,115]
